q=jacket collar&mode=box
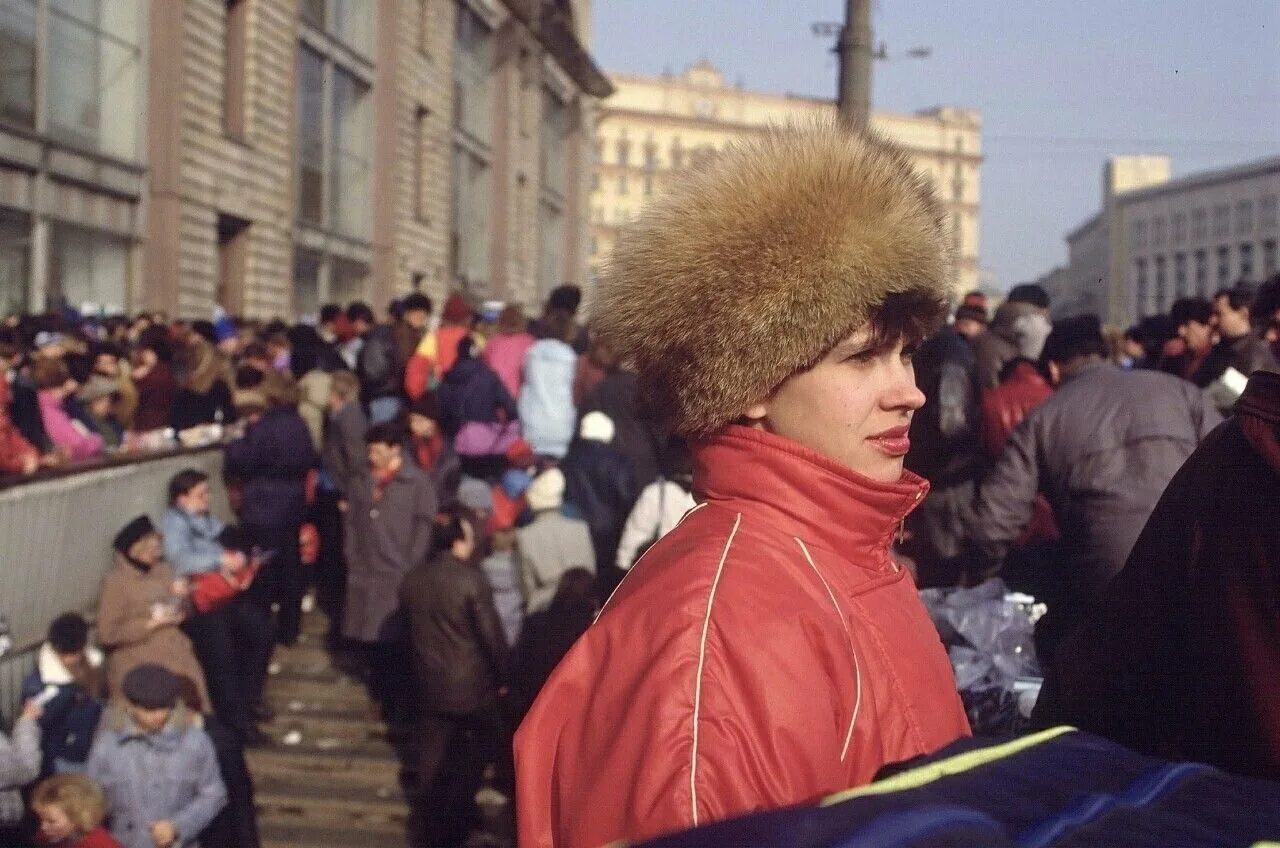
[38,642,104,685]
[692,425,928,565]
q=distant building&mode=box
[1041,155,1280,326]
[589,61,982,297]
[0,0,610,319]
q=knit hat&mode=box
[77,374,119,404]
[410,391,441,421]
[579,411,615,444]
[457,476,494,512]
[113,516,156,555]
[121,663,180,710]
[442,293,472,323]
[525,467,565,512]
[593,120,951,437]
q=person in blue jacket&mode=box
[20,613,105,777]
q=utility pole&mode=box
[837,0,873,130]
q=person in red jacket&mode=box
[513,122,970,848]
[32,774,122,847]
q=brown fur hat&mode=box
[592,120,952,437]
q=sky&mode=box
[589,0,1280,291]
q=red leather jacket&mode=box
[514,426,970,848]
[981,360,1053,459]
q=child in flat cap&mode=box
[516,121,971,848]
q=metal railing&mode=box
[0,446,231,724]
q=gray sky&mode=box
[591,0,1280,291]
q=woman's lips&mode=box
[867,425,911,457]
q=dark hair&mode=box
[234,363,265,389]
[659,436,693,481]
[168,468,209,503]
[1006,284,1051,310]
[540,307,576,344]
[365,420,405,447]
[241,341,270,363]
[319,303,342,324]
[402,292,433,314]
[953,303,989,325]
[63,352,93,384]
[456,335,477,361]
[549,567,597,612]
[286,323,327,378]
[387,298,405,321]
[860,290,947,355]
[1040,314,1108,364]
[497,305,526,334]
[346,301,375,325]
[431,506,471,556]
[1215,284,1256,312]
[189,320,217,345]
[137,325,173,362]
[547,284,582,314]
[1170,297,1213,327]
[1253,274,1280,325]
[31,357,70,390]
[48,612,89,654]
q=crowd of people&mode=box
[0,282,697,846]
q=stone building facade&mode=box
[589,61,983,297]
[0,0,609,320]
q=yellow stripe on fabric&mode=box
[821,726,1078,807]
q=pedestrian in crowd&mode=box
[436,336,518,440]
[76,376,123,451]
[529,285,589,354]
[1253,272,1280,357]
[21,613,105,777]
[515,468,595,615]
[342,422,438,722]
[561,411,637,594]
[1199,284,1280,406]
[972,284,1053,389]
[393,293,433,374]
[961,315,1221,661]
[87,664,227,848]
[904,307,985,580]
[286,323,343,453]
[321,370,367,499]
[1169,296,1218,383]
[0,696,41,841]
[481,305,536,400]
[952,303,989,342]
[405,293,473,401]
[578,362,664,492]
[518,310,578,459]
[2,334,53,454]
[1,361,41,475]
[98,516,210,713]
[614,437,696,572]
[129,332,176,433]
[489,462,533,535]
[163,470,274,746]
[1033,370,1280,781]
[571,336,616,407]
[509,568,597,726]
[31,774,120,847]
[347,301,403,425]
[32,358,103,460]
[400,506,509,847]
[91,342,137,430]
[405,391,461,504]
[224,382,318,646]
[515,122,970,848]
[479,528,524,647]
[169,338,234,433]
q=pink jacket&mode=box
[482,332,536,399]
[38,390,103,460]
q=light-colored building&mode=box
[588,61,982,297]
[0,0,609,320]
[1042,155,1280,326]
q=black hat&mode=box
[121,663,180,710]
[954,304,989,325]
[113,516,156,554]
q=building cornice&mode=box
[1115,155,1280,206]
[499,0,613,98]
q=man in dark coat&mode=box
[400,507,508,847]
[348,301,404,425]
[578,369,664,492]
[961,315,1220,658]
[561,411,639,595]
[1034,371,1280,781]
[1191,285,1280,411]
[434,337,517,439]
[971,284,1053,389]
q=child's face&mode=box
[36,803,75,841]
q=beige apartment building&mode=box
[589,61,982,297]
[0,0,609,320]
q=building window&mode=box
[294,246,322,317]
[1264,240,1277,277]
[617,174,628,195]
[1172,212,1187,245]
[1217,245,1231,285]
[1135,258,1149,316]
[216,214,250,314]
[0,0,37,128]
[301,0,373,56]
[330,255,368,303]
[1154,255,1167,312]
[451,4,493,293]
[1191,208,1207,241]
[417,0,430,54]
[1131,220,1147,249]
[1262,195,1279,230]
[670,137,684,169]
[224,0,248,139]
[296,45,325,225]
[539,87,570,294]
[1239,243,1254,281]
[414,106,430,222]
[1236,200,1254,236]
[0,208,31,317]
[48,223,128,315]
[1151,217,1166,247]
[1214,205,1230,238]
[616,138,630,168]
[330,67,373,238]
[643,174,653,196]
[1194,249,1208,295]
[1174,252,1187,297]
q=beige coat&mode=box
[96,555,210,712]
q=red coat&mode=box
[981,360,1052,459]
[514,425,970,848]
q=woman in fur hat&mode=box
[514,122,971,848]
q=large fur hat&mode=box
[593,120,952,437]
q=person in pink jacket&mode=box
[32,358,103,460]
[482,306,536,399]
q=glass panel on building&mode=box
[1194,249,1207,296]
[1236,200,1254,236]
[297,45,325,225]
[47,0,141,159]
[333,0,373,55]
[294,247,322,318]
[1174,252,1187,297]
[451,145,490,291]
[540,88,569,200]
[0,0,37,128]
[0,208,30,317]
[1263,240,1277,277]
[1262,196,1279,231]
[1217,245,1230,285]
[539,200,563,292]
[1239,243,1253,281]
[454,5,492,146]
[48,223,128,315]
[1154,255,1167,312]
[330,66,372,238]
[330,256,368,304]
[300,0,325,27]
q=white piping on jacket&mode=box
[597,502,709,618]
[689,511,741,827]
[795,537,862,764]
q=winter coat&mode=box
[1034,371,1280,781]
[341,461,438,643]
[321,400,368,497]
[0,717,40,821]
[972,302,1051,390]
[514,425,969,848]
[38,390,103,460]
[905,325,984,487]
[223,406,318,528]
[131,362,176,432]
[518,340,577,458]
[9,372,52,451]
[981,360,1053,459]
[571,356,607,407]
[87,704,227,848]
[966,361,1221,616]
[561,440,639,570]
[96,555,210,712]
[39,826,121,847]
[400,552,510,714]
[295,369,332,452]
[579,371,664,490]
[435,357,518,438]
[161,508,226,578]
[404,325,470,399]
[355,324,402,403]
[479,550,524,646]
[0,376,38,474]
[482,331,536,399]
[21,643,106,775]
[515,511,595,615]
[615,478,697,570]
[170,381,234,432]
[510,597,597,726]
[1191,331,1280,401]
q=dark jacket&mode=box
[579,372,664,490]
[906,325,984,487]
[321,400,368,497]
[224,405,318,528]
[561,439,639,570]
[1191,331,1280,389]
[20,644,105,776]
[9,373,52,451]
[511,595,596,725]
[435,357,518,438]
[132,362,177,432]
[1033,372,1280,781]
[171,380,234,431]
[967,361,1220,611]
[971,302,1050,390]
[356,324,402,403]
[400,551,509,714]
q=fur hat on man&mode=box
[593,120,951,437]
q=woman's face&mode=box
[36,803,75,842]
[746,326,925,483]
[128,532,164,566]
[408,413,438,440]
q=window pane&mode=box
[330,67,372,238]
[540,89,569,198]
[300,0,325,27]
[452,145,490,290]
[539,200,563,292]
[297,45,325,224]
[333,0,373,55]
[294,247,322,318]
[0,0,36,128]
[0,209,29,317]
[49,224,128,315]
[454,6,492,145]
[331,256,368,304]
